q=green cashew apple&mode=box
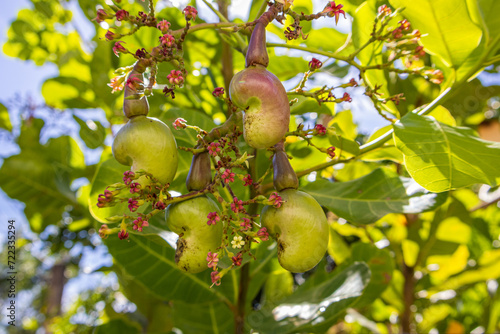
[112,116,178,186]
[229,21,290,149]
[165,196,222,273]
[261,189,328,273]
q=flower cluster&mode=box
[167,70,184,86]
[183,6,198,20]
[208,142,222,156]
[232,252,243,266]
[257,227,269,241]
[242,174,253,186]
[160,34,175,47]
[212,87,225,98]
[240,218,252,231]
[314,124,327,136]
[207,212,220,226]
[157,20,171,33]
[309,58,323,71]
[231,197,245,214]
[173,118,187,130]
[269,192,284,208]
[322,1,346,25]
[327,146,336,158]
[97,189,118,208]
[221,169,235,183]
[132,217,149,232]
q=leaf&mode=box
[429,249,500,293]
[304,28,349,54]
[89,159,131,223]
[160,108,216,146]
[290,96,332,116]
[248,262,370,333]
[389,0,483,68]
[478,0,500,43]
[352,1,399,115]
[93,319,142,334]
[327,227,351,265]
[106,233,232,304]
[393,112,500,192]
[42,76,97,109]
[73,115,106,149]
[303,168,447,224]
[348,243,394,307]
[0,120,86,232]
[0,103,12,131]
[267,55,309,81]
[171,300,234,334]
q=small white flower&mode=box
[231,235,245,249]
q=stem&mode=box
[401,264,415,334]
[358,87,452,154]
[235,148,259,334]
[201,0,247,50]
[203,110,243,143]
[235,264,250,334]
[267,42,354,66]
[218,0,234,96]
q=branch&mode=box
[266,42,354,66]
[470,194,500,212]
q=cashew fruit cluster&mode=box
[229,21,290,149]
[261,143,328,273]
[112,64,178,186]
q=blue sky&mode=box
[0,0,58,101]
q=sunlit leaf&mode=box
[393,112,500,192]
[303,168,447,224]
[106,233,233,304]
[248,262,370,333]
[0,102,12,131]
[93,319,142,334]
[389,0,483,68]
[73,115,106,149]
[0,119,86,231]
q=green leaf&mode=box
[327,227,351,265]
[248,262,370,333]
[0,103,12,131]
[106,233,232,304]
[171,300,234,334]
[302,168,448,224]
[304,28,350,55]
[73,115,106,149]
[429,249,500,293]
[267,55,309,81]
[389,0,483,68]
[93,319,142,334]
[42,76,97,109]
[393,112,500,192]
[352,1,399,115]
[290,96,332,116]
[89,158,133,223]
[478,0,500,44]
[348,243,395,307]
[160,107,216,146]
[90,40,118,112]
[0,121,85,232]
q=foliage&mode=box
[1,0,500,333]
